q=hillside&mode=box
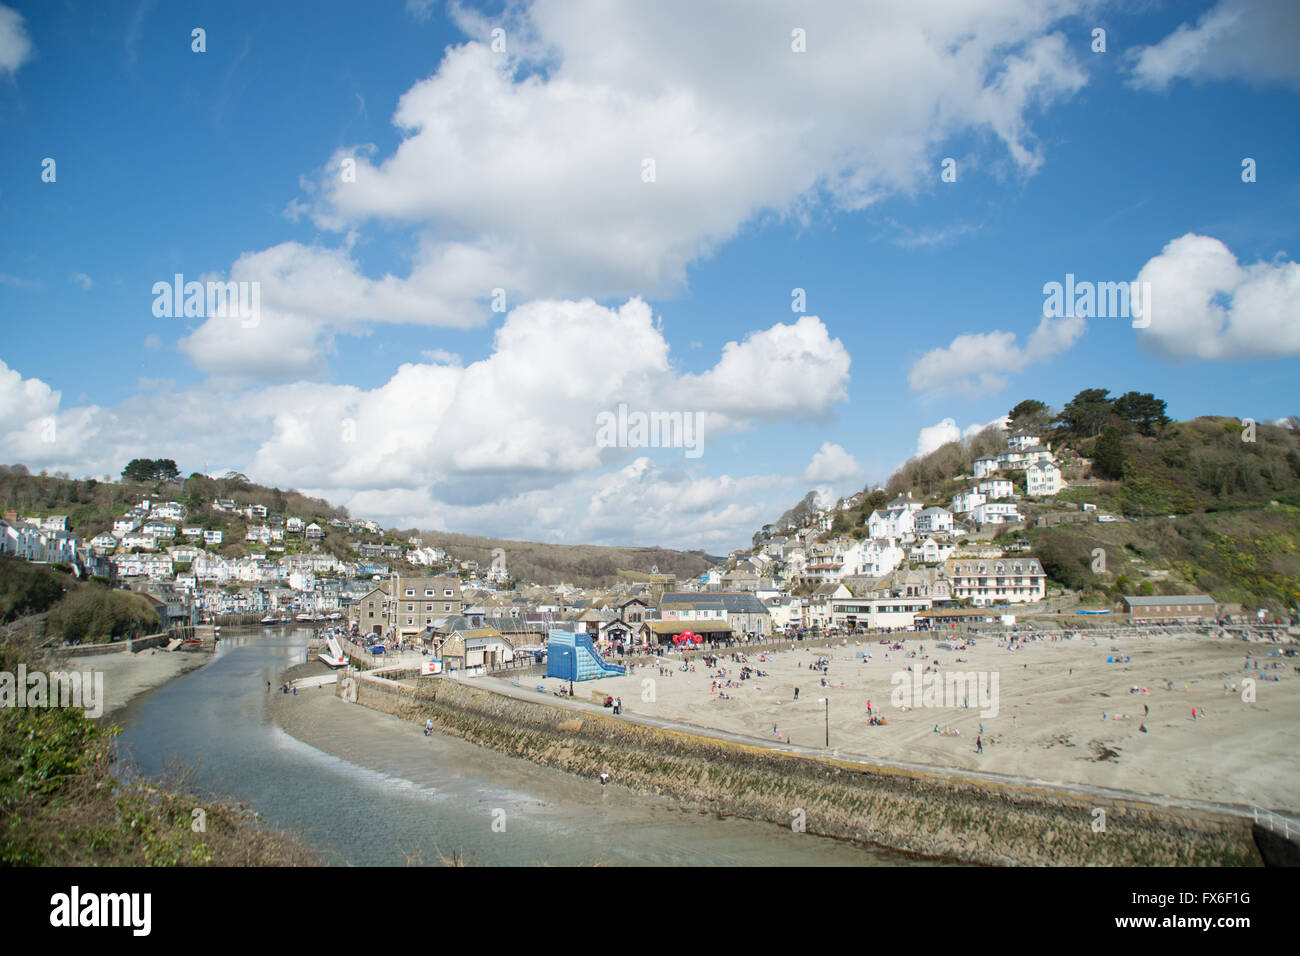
[754,393,1300,613]
[0,466,719,588]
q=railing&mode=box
[1253,806,1298,841]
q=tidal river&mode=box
[114,627,918,866]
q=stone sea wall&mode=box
[338,671,1262,866]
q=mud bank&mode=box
[338,671,1263,866]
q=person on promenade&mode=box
[976,735,983,754]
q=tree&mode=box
[1007,399,1052,433]
[1057,389,1114,439]
[1113,392,1169,436]
[1094,426,1127,480]
[121,458,181,483]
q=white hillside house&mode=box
[866,492,923,540]
[914,506,953,535]
[972,501,1020,525]
[952,490,985,515]
[1026,460,1065,496]
[976,479,1014,500]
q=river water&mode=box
[114,627,916,866]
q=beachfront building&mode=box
[1120,594,1218,621]
[944,557,1046,606]
[389,574,465,639]
[659,591,772,638]
[830,577,934,631]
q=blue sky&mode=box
[1,0,1297,551]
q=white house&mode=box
[153,501,186,522]
[113,517,141,535]
[119,532,158,551]
[976,479,1014,500]
[952,490,986,515]
[286,516,305,534]
[867,492,923,540]
[973,456,998,479]
[204,529,223,545]
[913,535,956,565]
[142,521,176,539]
[1026,460,1065,497]
[89,533,119,552]
[842,538,906,577]
[40,515,69,531]
[972,501,1020,525]
[914,506,953,535]
[182,525,204,538]
[1007,432,1041,452]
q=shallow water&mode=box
[114,627,922,866]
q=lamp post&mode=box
[818,697,829,748]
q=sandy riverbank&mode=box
[563,630,1300,811]
[67,649,210,718]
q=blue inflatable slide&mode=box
[546,629,626,681]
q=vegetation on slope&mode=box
[0,633,319,866]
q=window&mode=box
[405,589,414,597]
[425,589,434,596]
[406,603,413,611]
[444,589,453,597]
[445,604,452,612]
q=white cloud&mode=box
[908,313,1085,395]
[1,300,850,547]
[0,4,34,77]
[914,416,1007,458]
[70,272,93,290]
[803,442,862,484]
[1135,234,1300,361]
[1129,0,1300,92]
[202,0,1089,375]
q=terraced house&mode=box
[944,557,1046,606]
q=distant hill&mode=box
[396,528,720,588]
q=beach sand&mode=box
[70,649,209,717]
[568,631,1300,811]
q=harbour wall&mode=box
[337,671,1263,866]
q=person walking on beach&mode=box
[976,734,983,754]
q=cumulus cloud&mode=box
[908,313,1085,395]
[0,4,34,77]
[1129,0,1300,92]
[1135,234,1300,361]
[803,442,862,484]
[915,416,1008,458]
[199,0,1089,375]
[0,299,849,547]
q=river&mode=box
[114,627,918,866]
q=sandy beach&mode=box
[66,648,209,718]
[563,631,1300,811]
